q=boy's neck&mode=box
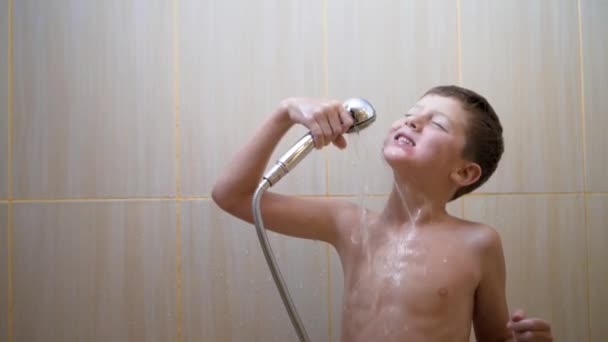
[381,180,450,227]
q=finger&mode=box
[332,135,347,149]
[339,106,355,131]
[511,309,526,322]
[309,123,324,149]
[315,117,331,148]
[513,330,553,341]
[510,318,551,333]
[327,108,344,138]
[315,115,333,147]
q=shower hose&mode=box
[253,179,310,342]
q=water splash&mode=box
[393,183,416,229]
[349,131,370,246]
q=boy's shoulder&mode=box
[447,215,503,254]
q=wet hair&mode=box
[423,85,504,200]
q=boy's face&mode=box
[382,94,470,176]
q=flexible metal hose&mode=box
[252,179,310,342]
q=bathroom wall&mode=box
[1,0,606,341]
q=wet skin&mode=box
[338,209,488,342]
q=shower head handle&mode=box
[263,98,376,186]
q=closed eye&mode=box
[432,121,447,131]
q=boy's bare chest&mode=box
[341,231,481,317]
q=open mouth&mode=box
[394,132,415,146]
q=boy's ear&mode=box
[451,162,482,187]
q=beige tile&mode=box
[461,1,583,193]
[12,201,176,342]
[12,1,175,198]
[582,1,608,191]
[588,195,608,341]
[464,195,588,341]
[0,204,7,342]
[179,0,326,197]
[0,0,8,199]
[326,0,459,194]
[180,200,329,342]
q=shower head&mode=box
[262,98,377,187]
[344,98,376,133]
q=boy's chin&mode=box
[382,151,437,174]
[382,148,415,166]
[383,155,416,173]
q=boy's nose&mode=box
[405,118,421,131]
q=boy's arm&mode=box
[212,98,356,247]
[472,228,553,342]
[472,227,513,341]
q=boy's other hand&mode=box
[281,98,354,149]
[506,309,553,341]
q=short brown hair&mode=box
[423,85,504,200]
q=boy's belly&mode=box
[341,281,474,342]
[340,236,480,341]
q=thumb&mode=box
[511,309,526,322]
[332,135,348,149]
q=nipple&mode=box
[438,287,448,297]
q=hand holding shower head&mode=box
[263,98,377,186]
[253,98,376,342]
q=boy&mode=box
[212,86,553,341]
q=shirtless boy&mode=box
[212,85,553,341]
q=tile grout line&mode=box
[4,191,608,204]
[456,0,462,86]
[321,0,333,340]
[321,0,330,200]
[11,197,178,203]
[576,0,592,339]
[456,0,464,219]
[172,0,183,340]
[6,207,12,342]
[465,191,593,196]
[7,0,14,340]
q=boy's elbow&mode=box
[211,183,232,211]
[211,182,250,215]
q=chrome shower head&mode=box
[344,98,377,133]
